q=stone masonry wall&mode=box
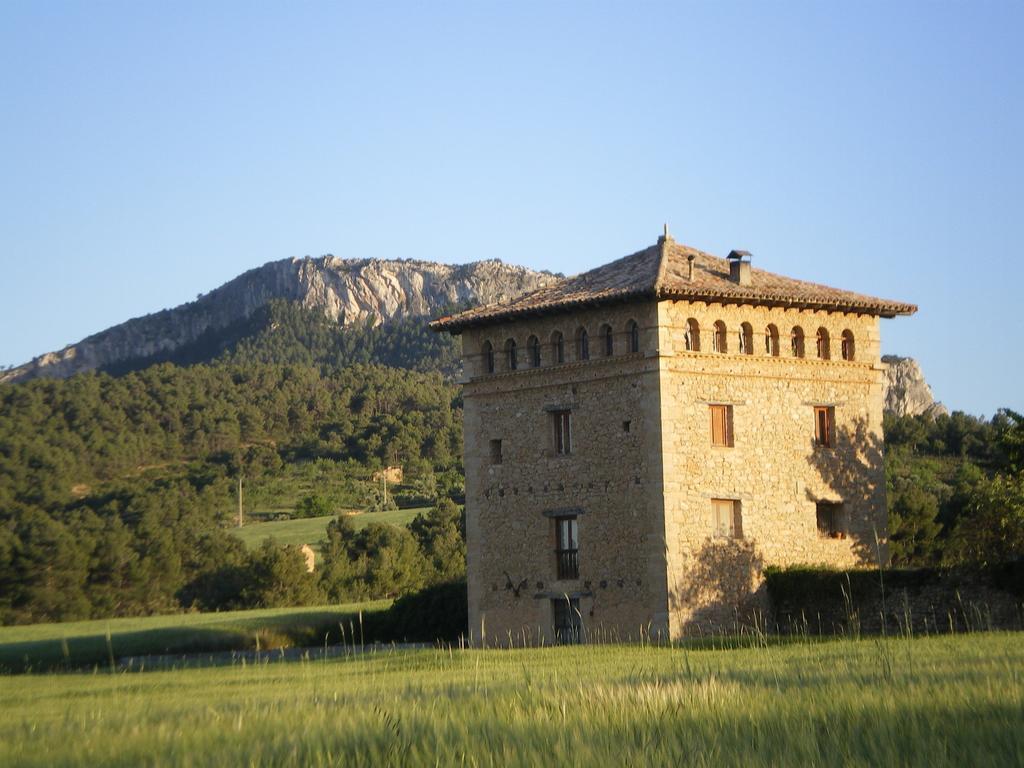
[657,300,887,636]
[460,303,668,646]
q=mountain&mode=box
[882,355,947,418]
[1,256,554,383]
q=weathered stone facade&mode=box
[435,235,913,645]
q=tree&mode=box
[409,498,466,583]
[944,473,1024,566]
[887,485,942,566]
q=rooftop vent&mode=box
[727,250,752,286]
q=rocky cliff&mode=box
[882,355,946,418]
[1,256,554,383]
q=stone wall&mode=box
[460,303,668,645]
[657,301,887,636]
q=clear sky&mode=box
[1,2,1021,416]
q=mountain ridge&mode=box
[1,256,554,383]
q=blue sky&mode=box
[1,1,1021,416]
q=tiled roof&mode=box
[431,237,916,332]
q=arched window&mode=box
[816,327,830,360]
[713,321,728,353]
[791,326,805,358]
[841,330,855,361]
[627,320,640,353]
[739,322,754,355]
[684,319,700,352]
[482,340,494,374]
[576,327,590,361]
[505,338,517,370]
[527,335,541,368]
[551,331,565,364]
[600,324,614,357]
[765,325,780,357]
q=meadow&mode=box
[0,602,389,673]
[1,632,1021,766]
[232,508,427,552]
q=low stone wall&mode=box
[765,564,1024,636]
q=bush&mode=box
[365,580,467,643]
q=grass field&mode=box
[232,508,427,551]
[0,602,389,673]
[1,632,1021,766]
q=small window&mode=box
[622,420,631,433]
[816,328,830,360]
[600,324,614,357]
[505,338,517,370]
[712,321,728,353]
[627,320,640,353]
[489,439,502,465]
[552,410,572,455]
[576,328,589,361]
[551,331,565,364]
[739,323,754,355]
[552,597,581,645]
[841,330,855,361]
[712,499,743,539]
[527,335,541,368]
[816,502,844,539]
[555,516,579,580]
[765,325,780,357]
[710,404,733,447]
[814,405,834,447]
[791,326,805,358]
[482,341,495,374]
[684,319,700,351]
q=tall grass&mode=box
[1,632,1021,766]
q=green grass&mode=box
[232,508,428,551]
[0,632,1021,766]
[0,602,389,673]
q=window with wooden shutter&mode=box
[710,404,733,447]
[814,406,834,447]
[712,499,742,539]
[552,410,572,455]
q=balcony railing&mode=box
[556,549,579,580]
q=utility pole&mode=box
[237,475,243,528]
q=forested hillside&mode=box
[0,360,465,624]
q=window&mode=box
[765,325,780,357]
[527,335,541,368]
[816,502,844,539]
[739,322,754,355]
[600,324,614,356]
[552,598,581,645]
[816,327,830,360]
[627,320,640,353]
[712,499,743,539]
[489,439,502,465]
[710,404,733,447]
[712,321,728,353]
[841,330,855,361]
[684,319,700,351]
[576,328,589,361]
[814,405,834,447]
[504,338,518,370]
[482,341,495,374]
[555,516,579,580]
[622,420,631,433]
[552,410,572,455]
[551,331,565,364]
[791,326,805,358]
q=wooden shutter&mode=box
[710,405,730,447]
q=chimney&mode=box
[687,253,695,281]
[727,250,752,286]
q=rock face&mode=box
[882,355,946,417]
[1,256,553,383]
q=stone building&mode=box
[431,232,916,645]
